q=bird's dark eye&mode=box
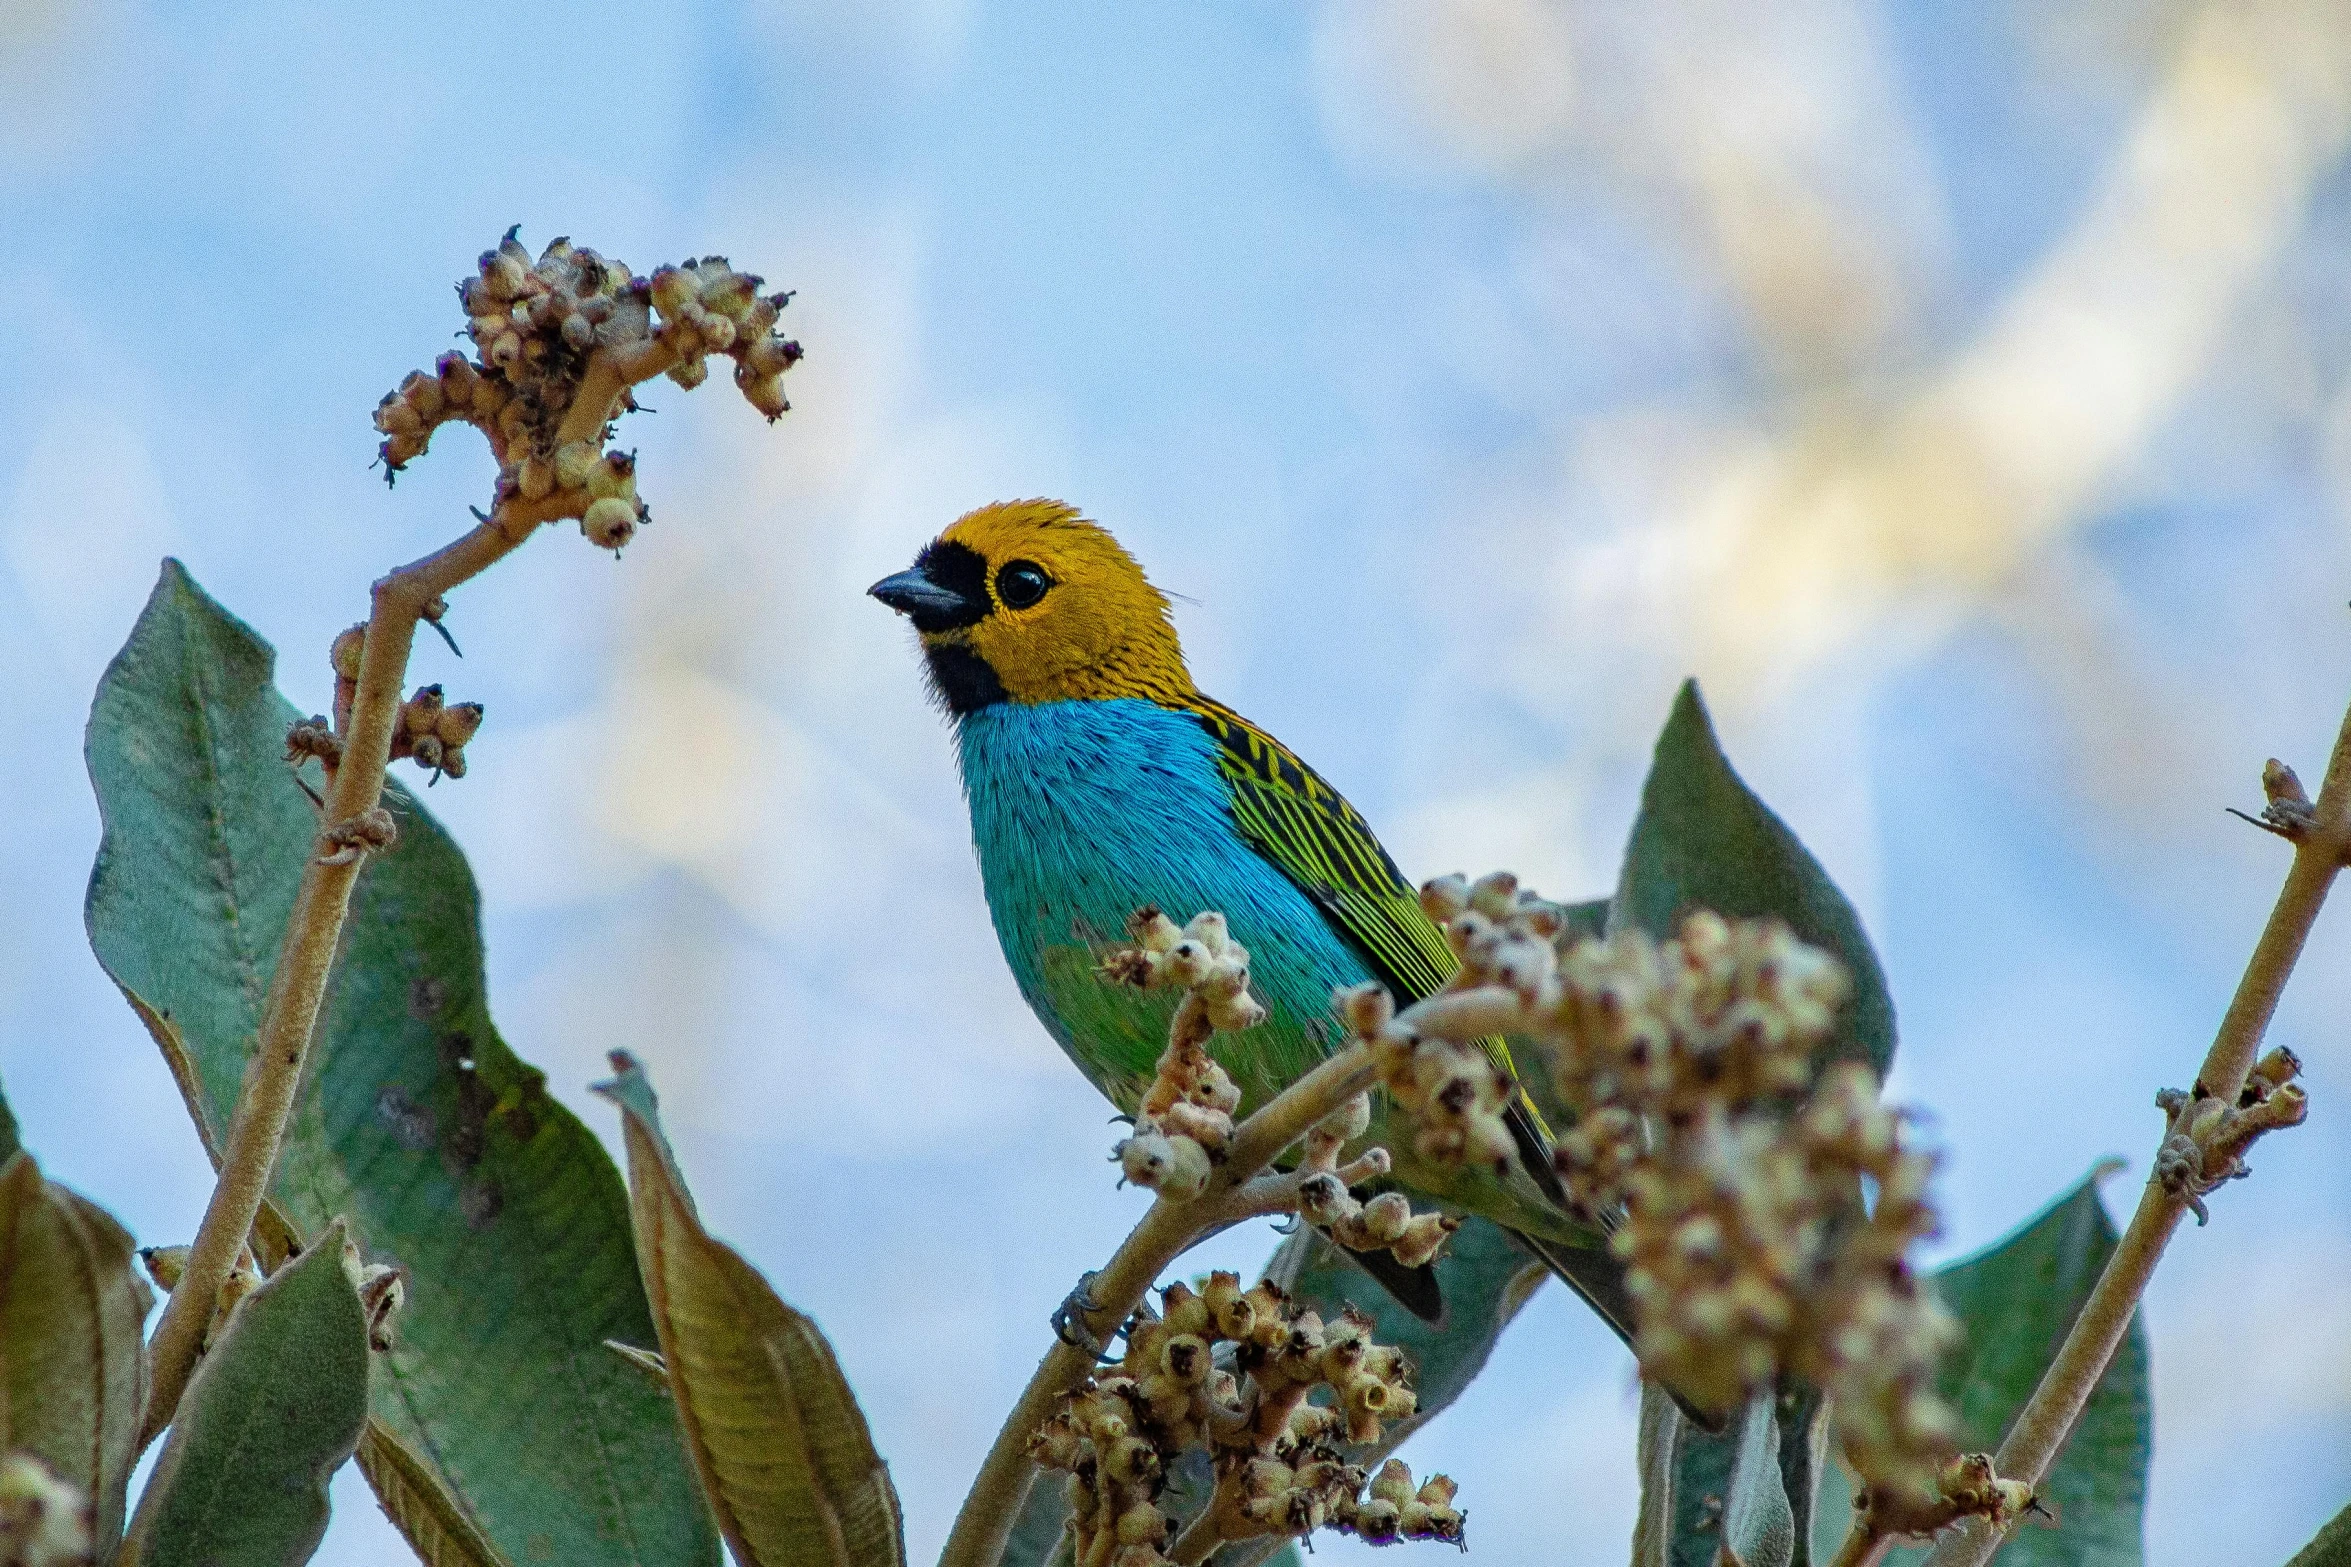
[996,560,1051,610]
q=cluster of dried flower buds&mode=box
[2152,1044,2307,1224]
[645,257,803,414]
[1101,910,1459,1269]
[1102,909,1263,1202]
[390,683,484,782]
[1290,1092,1457,1269]
[313,628,486,784]
[1349,1461,1463,1546]
[1784,1066,1956,1502]
[1856,1451,2044,1543]
[1420,874,1847,1138]
[1603,1062,1956,1496]
[1337,978,1517,1175]
[1028,1272,1455,1566]
[317,626,485,783]
[140,1233,404,1356]
[1410,871,1958,1501]
[371,229,800,553]
[0,1452,92,1567]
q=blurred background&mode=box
[4,0,2348,1560]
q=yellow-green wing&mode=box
[1186,697,1560,1156]
[1190,698,1458,1001]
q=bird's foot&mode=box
[1050,1270,1118,1362]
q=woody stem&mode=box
[1917,695,2351,1567]
[938,1043,1379,1567]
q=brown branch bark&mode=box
[135,508,552,1448]
[1167,1503,1234,1566]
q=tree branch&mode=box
[1917,699,2351,1567]
[1824,1523,1892,1567]
[936,1041,1380,1567]
[137,509,547,1448]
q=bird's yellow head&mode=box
[869,500,1197,713]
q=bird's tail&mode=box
[1510,1227,1728,1433]
[1506,1228,1640,1353]
[1339,1242,1446,1322]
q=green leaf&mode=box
[1634,1387,1798,1567]
[2287,1502,2351,1567]
[0,1150,152,1553]
[1810,1165,2150,1567]
[596,1053,906,1567]
[85,561,717,1566]
[1612,681,1895,1079]
[119,1219,370,1566]
[1558,896,1611,941]
[1774,1386,1832,1567]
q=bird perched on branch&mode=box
[870,499,1629,1337]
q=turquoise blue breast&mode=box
[955,698,1367,1110]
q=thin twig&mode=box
[936,1042,1380,1567]
[1918,699,2351,1567]
[135,358,649,1447]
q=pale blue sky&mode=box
[3,2,2347,1562]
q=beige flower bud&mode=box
[582,497,639,551]
[553,441,600,491]
[330,625,366,681]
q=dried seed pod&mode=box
[744,333,801,376]
[435,702,484,748]
[330,625,366,681]
[401,685,445,736]
[582,497,639,551]
[737,366,789,421]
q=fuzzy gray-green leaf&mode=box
[0,1150,152,1553]
[119,1221,369,1566]
[1635,1387,1796,1567]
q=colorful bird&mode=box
[871,498,1630,1335]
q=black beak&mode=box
[868,566,983,632]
